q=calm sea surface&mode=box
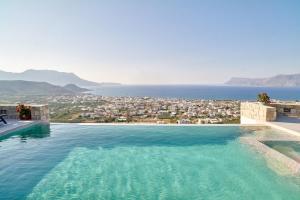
[90,85,300,100]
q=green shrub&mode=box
[257,93,271,104]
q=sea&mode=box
[90,85,300,100]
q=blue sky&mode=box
[0,0,299,84]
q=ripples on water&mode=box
[0,124,300,199]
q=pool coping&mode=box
[265,122,300,137]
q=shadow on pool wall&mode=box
[0,123,50,142]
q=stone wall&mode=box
[0,104,49,121]
[271,103,300,117]
[241,102,277,124]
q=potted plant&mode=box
[257,93,271,105]
[16,104,32,120]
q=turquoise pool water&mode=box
[264,141,300,163]
[0,124,300,200]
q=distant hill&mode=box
[0,80,87,96]
[226,74,300,87]
[0,69,121,87]
[63,84,90,93]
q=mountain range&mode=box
[0,80,89,96]
[0,69,120,87]
[226,74,300,87]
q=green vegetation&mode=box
[257,93,271,104]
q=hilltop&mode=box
[226,74,300,87]
[0,80,88,96]
[0,69,121,87]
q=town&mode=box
[47,95,240,124]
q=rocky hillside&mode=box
[0,80,87,96]
[0,69,120,87]
[226,74,300,87]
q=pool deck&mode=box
[0,120,40,137]
[266,116,300,137]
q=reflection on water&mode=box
[0,123,50,142]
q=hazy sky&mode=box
[0,0,300,84]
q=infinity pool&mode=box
[0,124,300,200]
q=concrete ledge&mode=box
[265,122,300,137]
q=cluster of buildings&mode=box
[48,95,240,124]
